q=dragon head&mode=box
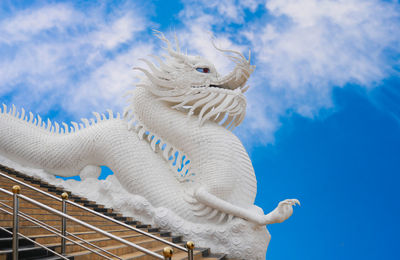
[133,31,255,130]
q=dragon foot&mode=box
[79,165,101,180]
[262,199,300,225]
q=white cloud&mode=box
[0,2,152,121]
[258,0,398,89]
[0,0,399,145]
[178,0,400,143]
[90,13,145,50]
[67,44,155,117]
[181,0,263,23]
[244,0,400,135]
[0,4,79,43]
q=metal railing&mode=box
[0,199,120,259]
[0,168,195,259]
[0,186,167,259]
[0,226,68,260]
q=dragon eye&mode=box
[196,68,210,73]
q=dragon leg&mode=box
[194,186,300,225]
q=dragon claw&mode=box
[279,198,300,207]
[263,198,300,225]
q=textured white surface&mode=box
[0,154,270,259]
[0,33,299,259]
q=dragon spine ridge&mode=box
[0,104,195,182]
[1,104,120,134]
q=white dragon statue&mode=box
[0,32,299,259]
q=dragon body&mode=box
[0,33,298,259]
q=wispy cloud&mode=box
[0,4,79,43]
[0,2,152,121]
[0,0,399,144]
[178,0,400,143]
[68,43,155,116]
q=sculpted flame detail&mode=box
[0,32,299,259]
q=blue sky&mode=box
[0,0,399,259]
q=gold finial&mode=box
[186,241,195,250]
[12,185,21,194]
[61,192,69,200]
[162,246,173,258]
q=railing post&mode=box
[186,241,194,260]
[163,246,173,260]
[12,185,21,260]
[61,192,68,254]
